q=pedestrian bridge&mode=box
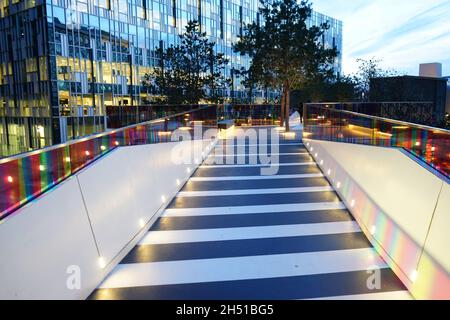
[0,105,448,300]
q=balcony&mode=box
[0,104,449,300]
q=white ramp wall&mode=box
[304,139,450,300]
[0,139,213,299]
[0,177,101,299]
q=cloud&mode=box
[312,0,450,76]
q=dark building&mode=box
[369,76,447,127]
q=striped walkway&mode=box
[89,128,410,300]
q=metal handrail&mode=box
[0,105,213,164]
[304,103,450,180]
[305,104,450,134]
[0,105,217,221]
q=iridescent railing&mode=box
[107,104,283,129]
[218,104,282,126]
[0,106,217,221]
[106,104,217,128]
[303,104,450,178]
[307,102,442,128]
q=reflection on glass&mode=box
[0,105,217,221]
[304,104,450,178]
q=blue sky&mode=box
[312,0,450,76]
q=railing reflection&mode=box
[106,104,283,128]
[0,106,217,221]
[304,104,450,178]
[218,104,282,126]
[106,104,217,128]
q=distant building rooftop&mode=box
[419,62,442,78]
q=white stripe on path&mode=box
[189,173,324,182]
[163,202,346,217]
[177,186,333,197]
[215,143,304,147]
[98,248,387,289]
[199,162,315,168]
[139,221,360,245]
[208,152,308,157]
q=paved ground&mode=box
[90,127,410,300]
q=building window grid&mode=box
[0,0,342,152]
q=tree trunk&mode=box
[280,88,285,127]
[285,88,290,132]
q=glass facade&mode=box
[0,0,342,157]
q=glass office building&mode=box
[0,0,342,156]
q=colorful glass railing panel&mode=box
[105,104,216,128]
[304,104,450,178]
[218,104,282,126]
[0,106,217,221]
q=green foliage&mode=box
[292,57,400,104]
[352,57,399,101]
[291,75,357,104]
[143,20,230,104]
[234,0,338,129]
[328,76,358,102]
[234,0,338,90]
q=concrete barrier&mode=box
[0,139,214,299]
[304,139,450,300]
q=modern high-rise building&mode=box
[0,0,342,156]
